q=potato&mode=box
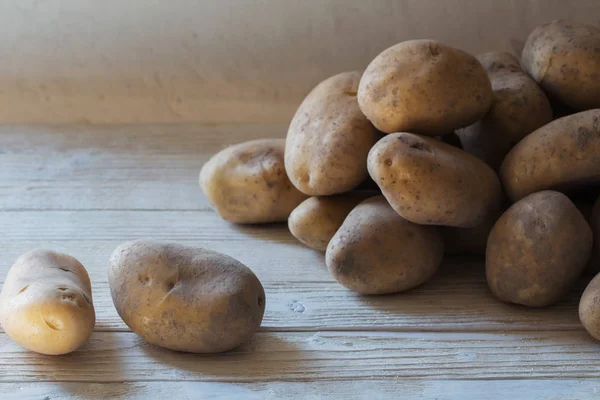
[500,109,600,202]
[326,196,444,295]
[367,132,502,228]
[288,192,375,251]
[0,250,95,355]
[457,52,553,170]
[108,240,265,353]
[486,191,592,307]
[200,139,307,224]
[285,71,380,196]
[358,39,493,135]
[579,273,600,341]
[522,19,600,111]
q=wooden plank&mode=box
[2,331,600,382]
[2,380,599,400]
[0,240,586,333]
[0,124,286,210]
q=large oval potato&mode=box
[285,71,380,196]
[200,139,307,224]
[368,132,502,228]
[500,109,600,202]
[522,19,600,111]
[288,192,375,251]
[108,240,265,353]
[0,250,95,355]
[486,191,592,307]
[358,39,493,135]
[579,273,600,341]
[326,196,444,295]
[457,52,553,170]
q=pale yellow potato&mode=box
[358,39,493,135]
[457,52,553,171]
[108,240,265,353]
[580,273,600,341]
[200,139,307,224]
[500,109,600,202]
[0,250,95,355]
[367,132,502,228]
[486,191,592,307]
[285,71,380,195]
[326,196,444,295]
[522,19,600,111]
[288,192,375,251]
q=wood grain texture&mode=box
[2,380,599,400]
[2,331,600,382]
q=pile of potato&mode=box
[201,20,600,340]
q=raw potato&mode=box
[500,109,600,202]
[358,39,493,135]
[326,196,444,295]
[200,139,307,224]
[0,250,95,355]
[288,192,375,251]
[368,132,502,228]
[522,19,600,111]
[457,52,553,170]
[285,71,380,196]
[486,191,592,307]
[108,240,265,353]
[579,273,600,341]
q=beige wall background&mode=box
[1,0,598,124]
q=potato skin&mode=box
[486,191,592,307]
[288,192,375,251]
[367,133,502,228]
[579,273,600,341]
[108,240,265,353]
[0,250,95,355]
[326,196,444,295]
[522,19,600,111]
[285,71,380,196]
[200,139,307,224]
[358,39,493,136]
[457,52,553,171]
[500,109,600,202]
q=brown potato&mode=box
[522,19,600,111]
[358,39,493,135]
[367,133,502,228]
[285,71,380,196]
[579,273,600,341]
[288,192,376,251]
[326,196,444,295]
[486,191,592,307]
[0,250,95,355]
[457,52,553,170]
[200,139,307,224]
[500,109,600,202]
[108,240,265,353]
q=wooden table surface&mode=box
[0,124,599,399]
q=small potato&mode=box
[285,71,380,196]
[0,250,95,355]
[579,273,600,341]
[326,196,444,295]
[368,133,502,228]
[522,19,600,111]
[500,109,600,202]
[288,192,375,251]
[486,191,592,307]
[200,139,307,224]
[358,39,493,135]
[108,240,265,353]
[457,52,553,170]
